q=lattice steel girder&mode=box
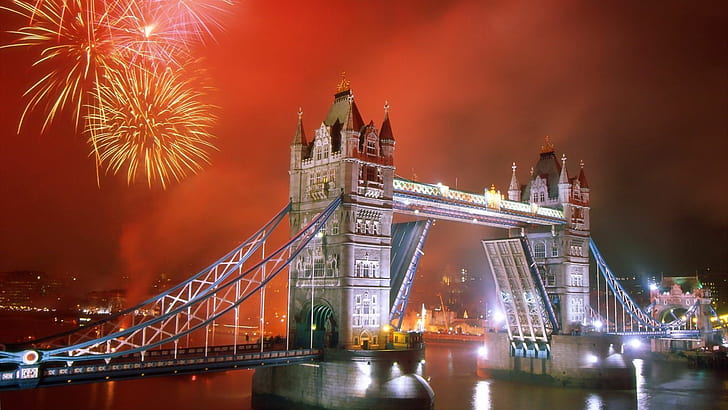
[482,238,555,342]
[0,198,342,366]
[589,239,703,331]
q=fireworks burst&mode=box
[2,0,119,132]
[1,0,230,187]
[87,61,217,188]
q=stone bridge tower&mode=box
[288,76,395,349]
[509,137,591,332]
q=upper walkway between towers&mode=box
[392,177,565,228]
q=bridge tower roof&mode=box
[324,74,364,131]
[522,136,563,201]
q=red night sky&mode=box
[0,1,726,306]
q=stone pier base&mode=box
[477,333,635,389]
[252,348,433,410]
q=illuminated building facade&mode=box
[509,137,591,331]
[649,276,713,330]
[288,76,395,349]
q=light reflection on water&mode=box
[1,345,727,410]
[634,358,648,410]
[584,393,603,410]
[425,343,728,410]
[472,380,492,410]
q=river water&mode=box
[1,343,727,410]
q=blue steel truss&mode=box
[0,197,342,368]
[389,219,433,330]
[590,239,704,331]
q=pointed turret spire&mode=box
[508,162,521,201]
[379,100,395,165]
[344,92,358,131]
[509,162,519,190]
[292,107,307,146]
[379,100,394,142]
[558,154,571,203]
[559,154,569,184]
[578,160,589,189]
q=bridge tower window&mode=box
[569,298,585,322]
[367,140,377,156]
[534,242,546,258]
[314,258,325,277]
[569,240,584,257]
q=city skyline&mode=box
[1,1,726,303]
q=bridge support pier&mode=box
[252,348,432,410]
[477,333,635,389]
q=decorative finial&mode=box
[336,71,350,93]
[384,100,390,114]
[580,160,584,169]
[540,135,555,154]
[298,107,303,120]
[511,162,517,173]
[530,167,534,176]
[561,153,567,164]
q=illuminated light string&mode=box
[1,0,233,187]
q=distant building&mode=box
[649,276,712,325]
[700,271,728,314]
[435,267,486,320]
[81,289,126,314]
[0,271,64,311]
[150,273,175,294]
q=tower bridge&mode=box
[0,79,722,406]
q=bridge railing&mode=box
[393,177,565,221]
[0,348,322,390]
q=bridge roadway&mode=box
[0,343,321,391]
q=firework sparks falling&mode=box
[2,0,119,132]
[86,61,217,188]
[111,0,193,65]
[166,0,234,43]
